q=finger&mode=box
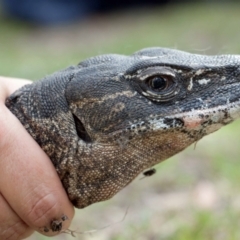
[0,99,74,235]
[0,76,31,101]
[0,194,34,240]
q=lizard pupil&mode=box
[150,76,167,90]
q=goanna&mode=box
[5,47,240,209]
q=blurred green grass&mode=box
[2,2,240,240]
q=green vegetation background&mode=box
[1,3,240,240]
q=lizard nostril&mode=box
[72,114,92,143]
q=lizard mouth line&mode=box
[162,100,240,132]
[109,100,240,139]
[174,100,240,122]
[72,113,92,142]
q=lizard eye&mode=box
[147,76,168,91]
[137,67,180,102]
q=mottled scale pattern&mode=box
[5,47,240,208]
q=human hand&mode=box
[0,77,74,239]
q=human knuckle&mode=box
[25,192,59,228]
[0,221,30,240]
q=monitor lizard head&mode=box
[6,48,240,208]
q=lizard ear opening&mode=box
[72,113,92,143]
